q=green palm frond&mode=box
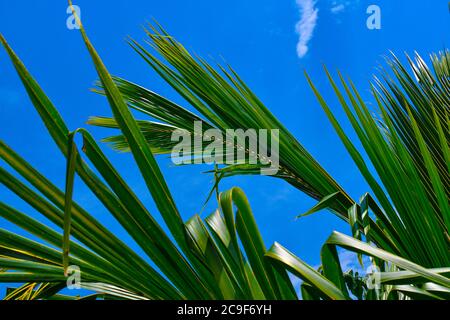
[88,24,355,218]
[0,17,299,300]
[306,51,449,269]
[0,8,448,300]
[88,24,449,280]
[4,282,66,301]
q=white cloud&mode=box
[330,3,345,14]
[295,0,319,58]
[330,0,359,15]
[338,249,370,274]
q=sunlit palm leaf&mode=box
[88,24,354,217]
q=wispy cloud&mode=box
[330,0,359,15]
[338,249,370,274]
[295,0,319,58]
[330,3,345,14]
[265,186,293,204]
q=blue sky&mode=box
[0,0,449,297]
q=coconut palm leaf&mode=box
[0,6,448,300]
[0,11,300,300]
[88,24,355,218]
[305,52,449,270]
[88,23,449,275]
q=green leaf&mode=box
[63,131,78,275]
[266,243,348,300]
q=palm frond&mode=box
[0,18,299,300]
[0,11,448,300]
[306,51,450,269]
[88,24,354,217]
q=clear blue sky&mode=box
[0,0,448,296]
